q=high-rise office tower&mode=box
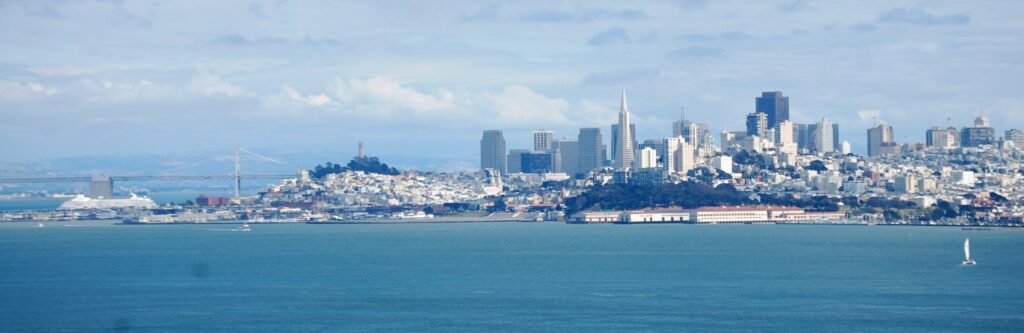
[613,89,635,170]
[610,123,636,166]
[672,117,697,141]
[831,123,840,151]
[638,139,666,168]
[926,127,958,148]
[507,149,529,173]
[962,115,995,147]
[793,123,812,151]
[663,137,682,174]
[745,112,768,138]
[1005,129,1024,148]
[533,129,554,151]
[480,130,507,174]
[89,175,113,198]
[552,139,579,176]
[673,118,709,152]
[638,147,658,169]
[699,123,715,154]
[840,140,852,155]
[867,124,894,157]
[756,91,789,129]
[520,152,554,174]
[813,118,834,153]
[777,120,794,144]
[776,120,797,155]
[577,128,603,175]
[675,138,695,174]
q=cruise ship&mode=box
[58,194,157,210]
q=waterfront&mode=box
[1,222,1021,332]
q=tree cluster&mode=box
[310,156,400,179]
[563,182,753,216]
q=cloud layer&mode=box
[0,1,1021,161]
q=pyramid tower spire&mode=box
[620,88,628,113]
[614,88,634,170]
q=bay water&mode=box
[1,222,1021,332]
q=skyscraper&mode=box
[507,149,528,174]
[745,112,768,138]
[520,152,554,174]
[552,139,579,176]
[667,137,695,175]
[89,175,113,198]
[638,147,658,169]
[533,129,554,151]
[831,123,840,151]
[867,124,894,157]
[962,115,995,147]
[813,118,834,153]
[756,91,789,129]
[610,123,636,166]
[1005,129,1024,148]
[672,117,697,142]
[926,127,958,148]
[776,120,794,144]
[613,89,635,170]
[673,115,714,156]
[479,130,507,174]
[793,123,812,151]
[577,128,603,175]
[776,120,798,155]
[699,123,715,154]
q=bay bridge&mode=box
[0,147,297,199]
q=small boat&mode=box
[35,223,45,228]
[962,238,976,265]
[237,223,251,232]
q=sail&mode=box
[964,238,971,260]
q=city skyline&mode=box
[1,1,1023,164]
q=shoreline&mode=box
[2,219,1020,229]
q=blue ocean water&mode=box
[0,222,1021,332]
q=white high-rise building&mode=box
[533,129,554,151]
[712,155,732,174]
[639,147,658,169]
[675,138,695,174]
[868,124,895,157]
[663,137,682,174]
[613,89,635,170]
[777,120,794,145]
[813,118,834,153]
[840,140,852,155]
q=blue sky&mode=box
[1,0,1022,164]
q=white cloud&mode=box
[857,109,883,123]
[331,76,455,113]
[283,85,332,106]
[26,64,155,77]
[76,78,171,103]
[261,85,336,112]
[186,73,251,97]
[479,85,571,124]
[0,80,57,102]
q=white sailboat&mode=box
[962,238,976,265]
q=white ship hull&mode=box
[59,194,157,210]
